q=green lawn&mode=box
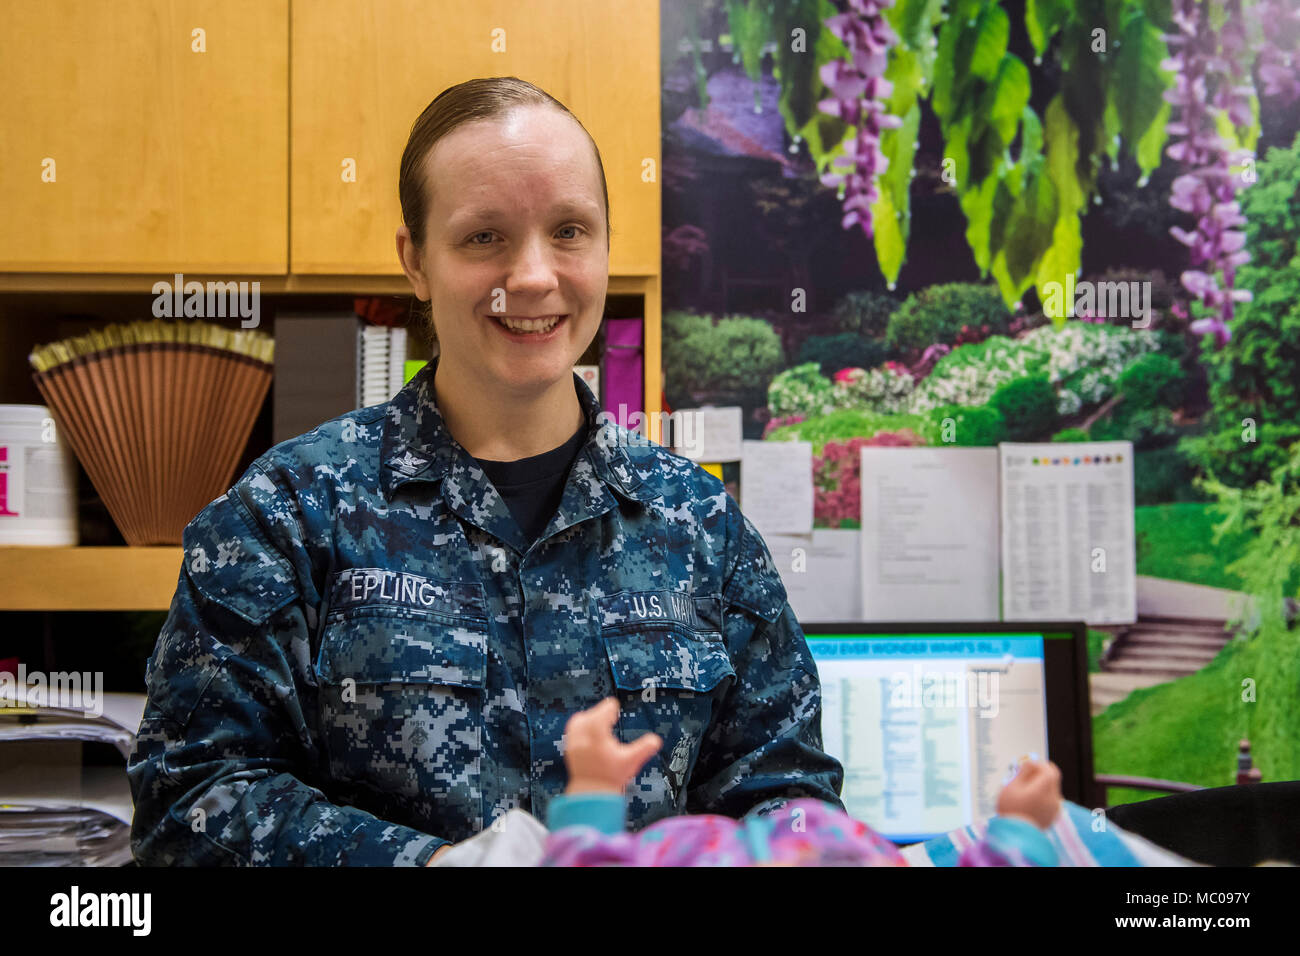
[1134,502,1293,592]
[1093,622,1300,806]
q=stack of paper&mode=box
[360,325,391,407]
[0,686,145,866]
[360,325,409,407]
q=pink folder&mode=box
[602,318,644,431]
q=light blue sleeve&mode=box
[984,815,1059,866]
[545,793,627,836]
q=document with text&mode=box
[859,447,1000,621]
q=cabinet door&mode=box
[291,0,660,276]
[0,0,288,273]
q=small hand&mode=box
[562,697,662,795]
[996,758,1063,830]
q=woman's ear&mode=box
[396,225,431,301]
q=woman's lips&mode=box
[487,313,569,340]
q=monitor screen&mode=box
[809,631,1051,844]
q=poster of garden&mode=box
[657,0,1299,804]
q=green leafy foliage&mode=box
[870,0,946,285]
[1114,10,1174,179]
[831,290,901,338]
[1053,427,1090,442]
[671,315,786,406]
[1025,0,1070,58]
[1092,406,1178,449]
[662,310,715,407]
[1118,352,1185,410]
[988,375,1059,441]
[928,403,1007,445]
[885,282,1013,351]
[1132,445,1206,506]
[715,0,1216,314]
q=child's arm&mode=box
[541,698,767,866]
[959,760,1063,867]
[539,697,661,866]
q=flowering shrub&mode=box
[832,363,915,413]
[908,324,1161,416]
[908,342,952,380]
[813,429,926,527]
[767,363,838,419]
[761,414,806,440]
[864,428,924,446]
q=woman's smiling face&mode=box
[407,105,608,395]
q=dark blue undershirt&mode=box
[474,420,589,548]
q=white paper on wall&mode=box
[674,406,743,462]
[999,441,1137,626]
[740,440,813,536]
[859,447,1000,622]
[764,529,862,623]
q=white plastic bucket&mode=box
[0,405,78,546]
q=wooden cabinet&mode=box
[0,1,662,611]
[290,0,660,277]
[0,0,289,274]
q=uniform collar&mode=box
[380,357,664,506]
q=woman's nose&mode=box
[505,235,562,291]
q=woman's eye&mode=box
[467,226,583,246]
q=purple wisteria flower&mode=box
[817,0,903,241]
[1162,0,1259,347]
[1251,0,1300,103]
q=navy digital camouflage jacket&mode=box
[127,359,844,865]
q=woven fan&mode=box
[28,320,274,546]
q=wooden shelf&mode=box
[0,547,182,611]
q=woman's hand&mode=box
[996,758,1063,829]
[562,697,662,795]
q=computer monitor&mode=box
[804,621,1095,844]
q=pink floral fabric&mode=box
[540,798,911,867]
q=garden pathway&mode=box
[1087,576,1258,716]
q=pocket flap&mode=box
[603,628,735,694]
[316,608,487,688]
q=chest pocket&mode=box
[599,589,735,816]
[313,596,487,839]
